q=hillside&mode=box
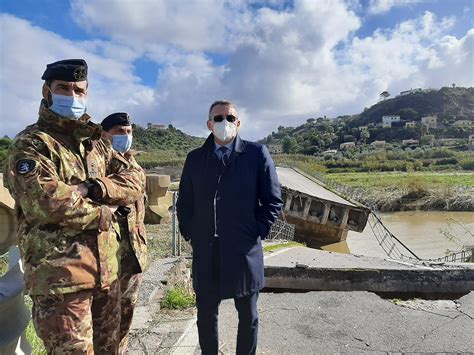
[348,87,474,128]
[261,86,474,154]
[132,124,205,152]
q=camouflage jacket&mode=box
[4,103,145,295]
[113,153,147,276]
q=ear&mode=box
[207,120,214,132]
[236,120,241,129]
[42,83,49,101]
[101,130,113,143]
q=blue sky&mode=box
[1,0,473,139]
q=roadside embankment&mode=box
[328,172,474,212]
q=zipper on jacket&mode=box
[213,174,221,237]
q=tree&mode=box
[282,136,299,154]
[399,108,418,121]
[420,134,434,146]
[360,129,370,144]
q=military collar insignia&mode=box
[74,66,87,81]
[16,159,37,175]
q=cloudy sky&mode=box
[1,0,473,140]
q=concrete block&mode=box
[145,174,173,224]
[0,173,17,254]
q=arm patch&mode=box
[16,159,37,175]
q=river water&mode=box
[347,211,474,260]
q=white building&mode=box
[370,140,386,147]
[147,123,167,130]
[340,142,356,150]
[405,121,416,128]
[267,144,283,154]
[453,120,472,127]
[382,115,400,128]
[402,139,419,147]
[421,116,437,129]
[399,88,422,96]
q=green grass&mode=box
[327,171,474,189]
[135,150,186,169]
[23,297,47,354]
[0,255,7,276]
[160,287,196,310]
[263,241,304,253]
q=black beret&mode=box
[41,59,88,82]
[101,112,131,131]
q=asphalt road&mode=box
[217,291,474,354]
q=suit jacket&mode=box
[177,133,282,299]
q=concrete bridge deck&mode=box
[277,167,356,207]
[264,246,474,294]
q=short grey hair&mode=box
[208,100,237,120]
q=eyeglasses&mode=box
[212,115,237,123]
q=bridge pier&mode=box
[278,168,370,250]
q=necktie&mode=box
[219,146,229,166]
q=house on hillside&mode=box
[379,91,390,101]
[382,115,400,128]
[340,142,356,150]
[453,120,472,127]
[421,116,437,129]
[402,139,419,147]
[370,140,386,148]
[147,123,167,130]
[437,138,465,147]
[405,121,416,128]
[399,88,422,96]
[469,135,474,151]
[267,144,283,154]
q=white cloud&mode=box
[0,14,155,137]
[1,3,473,141]
[71,0,241,52]
[368,0,423,15]
[340,11,470,102]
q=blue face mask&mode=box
[112,134,133,153]
[50,93,87,119]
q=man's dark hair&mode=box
[208,100,236,120]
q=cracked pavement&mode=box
[217,291,474,354]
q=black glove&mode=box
[84,179,103,200]
[116,206,131,217]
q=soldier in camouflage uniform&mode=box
[3,59,145,354]
[100,112,148,354]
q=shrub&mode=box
[460,159,474,170]
[161,287,196,310]
[434,158,459,166]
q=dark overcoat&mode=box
[177,133,282,299]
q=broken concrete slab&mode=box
[264,247,474,293]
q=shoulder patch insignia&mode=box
[16,159,37,175]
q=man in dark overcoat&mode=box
[177,100,283,355]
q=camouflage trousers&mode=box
[118,272,143,354]
[31,280,120,354]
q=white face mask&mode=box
[213,120,237,143]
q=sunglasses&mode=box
[212,115,237,123]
